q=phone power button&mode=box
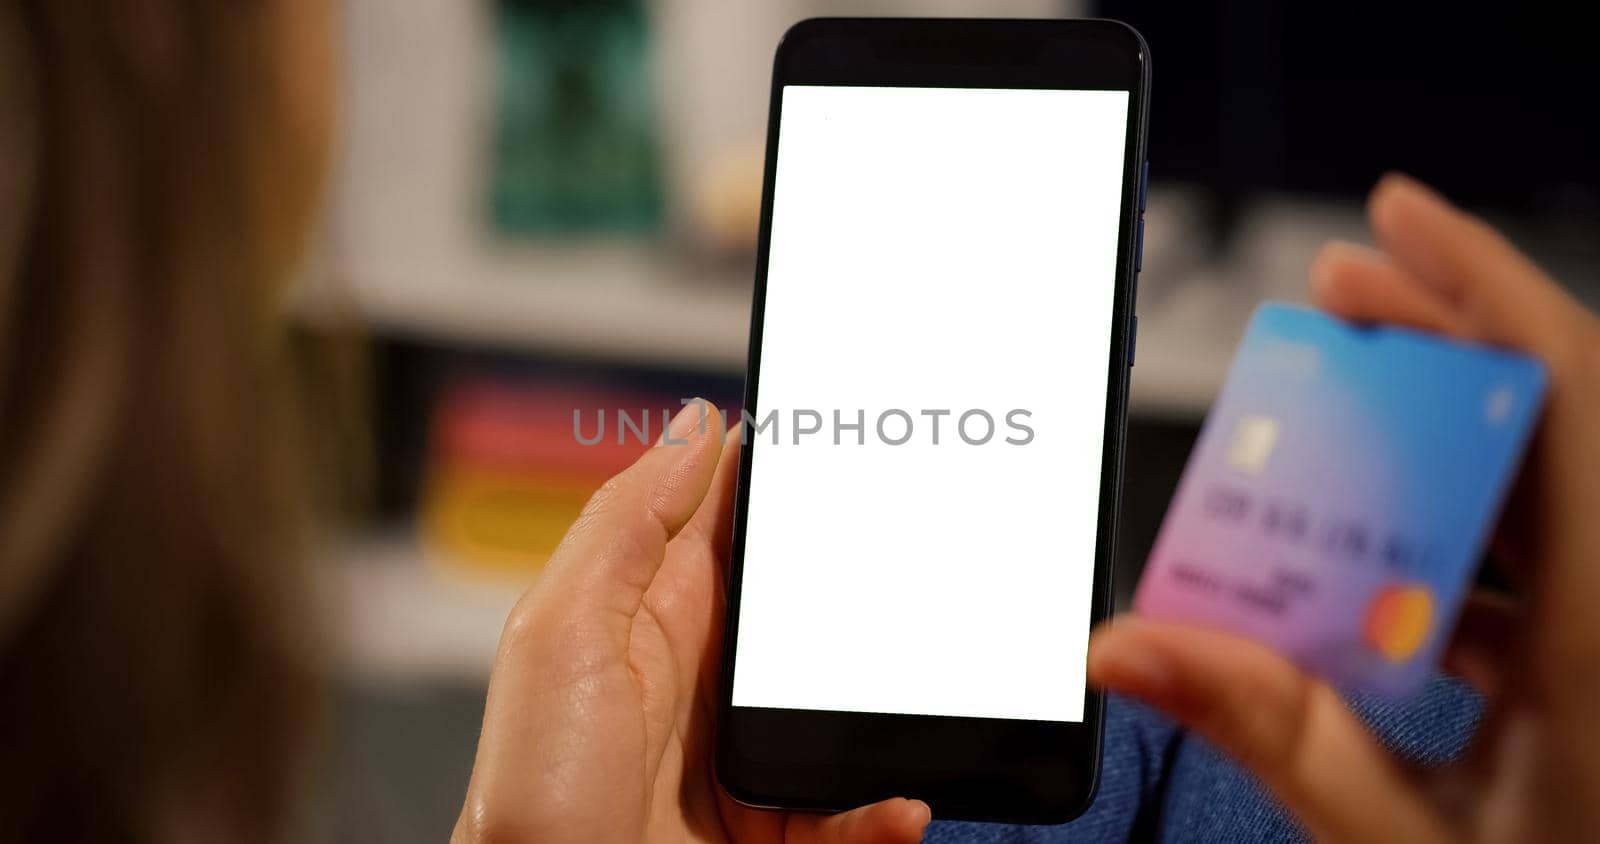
[1134,161,1149,275]
[1129,315,1138,368]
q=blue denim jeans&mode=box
[925,675,1480,842]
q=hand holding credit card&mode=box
[1135,302,1546,696]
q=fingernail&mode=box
[1375,172,1451,219]
[1320,240,1385,266]
[658,401,705,447]
[1309,241,1379,298]
[1377,171,1425,197]
[1308,243,1344,297]
[908,798,932,824]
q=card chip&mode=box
[1225,415,1279,475]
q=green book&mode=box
[491,0,664,235]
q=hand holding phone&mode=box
[455,18,1150,835]
[1091,175,1600,840]
[717,18,1150,823]
[454,403,930,844]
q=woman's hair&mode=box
[0,2,327,840]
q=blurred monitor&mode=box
[1096,2,1600,215]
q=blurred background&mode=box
[296,1,1600,839]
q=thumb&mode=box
[530,400,726,631]
[787,798,932,844]
[458,401,728,843]
[1088,616,1449,843]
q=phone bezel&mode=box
[715,17,1151,825]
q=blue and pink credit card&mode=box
[1134,303,1546,696]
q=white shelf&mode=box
[337,244,753,373]
[330,248,1248,417]
[314,234,1275,418]
[301,211,1373,503]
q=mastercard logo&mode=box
[1362,584,1434,662]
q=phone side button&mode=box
[1138,161,1149,212]
[1134,215,1145,273]
[1129,314,1138,368]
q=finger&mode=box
[786,798,932,844]
[1309,241,1471,337]
[534,400,725,628]
[645,424,744,714]
[1088,617,1450,842]
[677,420,744,576]
[1441,590,1522,700]
[1367,173,1592,373]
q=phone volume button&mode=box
[1135,215,1145,274]
[1138,161,1149,212]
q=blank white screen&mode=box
[732,85,1129,723]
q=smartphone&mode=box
[716,18,1150,824]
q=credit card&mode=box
[1134,303,1545,696]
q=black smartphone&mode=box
[716,18,1150,825]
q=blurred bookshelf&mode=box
[318,0,1591,685]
